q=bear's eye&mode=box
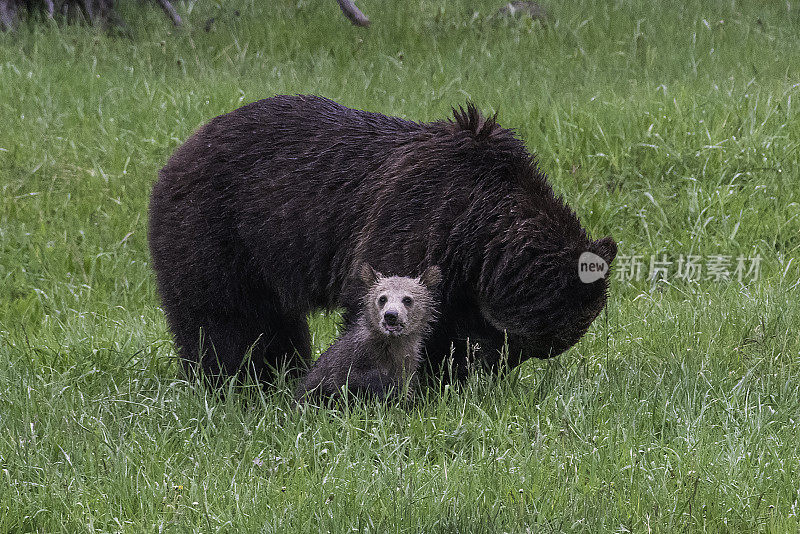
[378,295,387,306]
[402,296,413,306]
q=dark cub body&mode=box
[148,95,616,385]
[297,331,412,403]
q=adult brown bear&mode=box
[148,95,616,385]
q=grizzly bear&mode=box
[148,95,616,386]
[296,265,440,404]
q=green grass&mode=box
[1,0,799,531]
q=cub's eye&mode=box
[378,296,387,306]
[402,296,413,306]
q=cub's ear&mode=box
[420,265,442,289]
[360,263,382,286]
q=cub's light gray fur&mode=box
[296,264,441,404]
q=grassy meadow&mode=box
[1,0,799,531]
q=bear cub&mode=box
[296,264,441,404]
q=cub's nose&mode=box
[383,311,399,326]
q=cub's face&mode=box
[371,280,421,336]
[361,265,441,338]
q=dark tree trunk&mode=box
[154,0,180,26]
[0,0,182,30]
[0,0,18,31]
[337,0,369,27]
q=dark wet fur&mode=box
[148,95,617,386]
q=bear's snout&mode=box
[383,311,399,326]
[380,309,407,336]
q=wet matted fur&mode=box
[148,95,617,385]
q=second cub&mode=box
[296,265,441,404]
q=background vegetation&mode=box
[1,0,799,531]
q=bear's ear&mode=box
[360,263,382,286]
[594,237,618,265]
[420,266,442,289]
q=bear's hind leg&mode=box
[168,309,307,387]
[169,312,264,386]
[258,313,312,384]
